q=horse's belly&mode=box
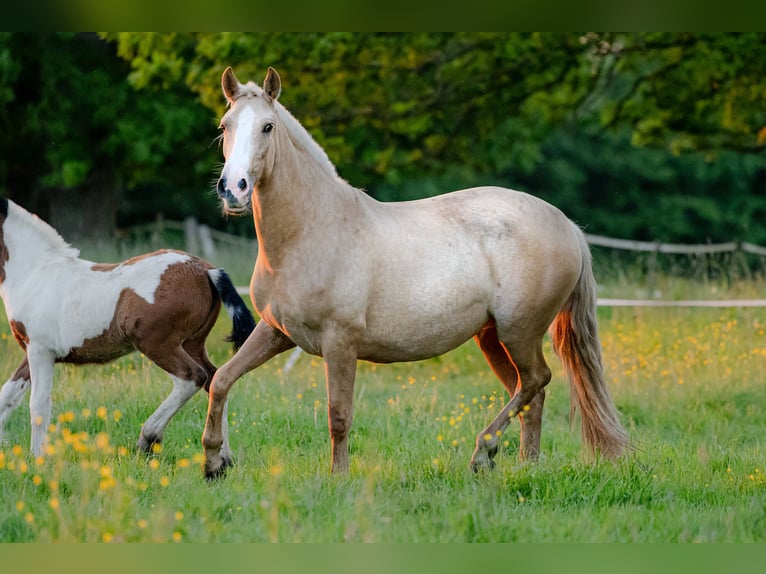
[356,301,490,363]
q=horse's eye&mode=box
[263,123,274,134]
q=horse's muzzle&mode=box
[217,177,252,215]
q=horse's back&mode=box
[348,186,585,360]
[53,250,218,361]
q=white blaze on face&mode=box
[224,106,256,204]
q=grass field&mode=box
[1,249,765,542]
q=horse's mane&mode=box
[8,200,81,259]
[236,81,339,180]
[274,101,339,179]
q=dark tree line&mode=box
[0,33,764,244]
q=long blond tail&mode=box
[549,231,630,458]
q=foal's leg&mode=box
[137,345,209,453]
[26,344,56,457]
[138,372,202,452]
[203,321,295,479]
[0,357,31,444]
[322,338,358,474]
[471,334,551,472]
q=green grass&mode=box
[1,268,766,542]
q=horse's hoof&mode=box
[470,456,496,473]
[204,455,233,481]
[137,432,162,454]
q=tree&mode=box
[104,33,589,190]
[578,33,766,154]
[0,33,222,240]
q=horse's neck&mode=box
[254,125,363,259]
[4,203,80,273]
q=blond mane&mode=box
[274,101,339,179]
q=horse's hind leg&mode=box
[0,357,31,444]
[472,324,551,471]
[137,346,209,453]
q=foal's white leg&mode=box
[138,374,200,452]
[27,345,56,457]
[0,358,31,445]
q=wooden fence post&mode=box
[184,216,200,255]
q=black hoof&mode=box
[137,435,162,454]
[204,456,233,481]
[470,458,496,473]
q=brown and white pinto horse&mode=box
[0,197,256,457]
[202,67,631,478]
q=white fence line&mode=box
[584,233,766,256]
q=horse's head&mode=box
[216,67,282,215]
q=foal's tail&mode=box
[208,269,257,350]
[549,230,631,459]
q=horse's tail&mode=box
[207,269,256,350]
[549,230,631,459]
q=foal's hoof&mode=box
[470,454,497,473]
[137,435,162,454]
[204,455,233,481]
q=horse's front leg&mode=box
[27,345,56,457]
[202,321,294,479]
[0,357,31,445]
[322,335,358,474]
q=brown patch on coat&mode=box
[10,319,29,350]
[11,356,30,381]
[61,258,220,387]
[90,262,119,272]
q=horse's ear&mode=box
[222,67,241,104]
[263,67,281,101]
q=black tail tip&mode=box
[226,314,256,350]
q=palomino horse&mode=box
[0,197,256,457]
[202,67,630,478]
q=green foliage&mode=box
[104,32,766,243]
[0,33,225,238]
[106,33,589,189]
[1,33,764,243]
[511,127,766,244]
[585,33,766,154]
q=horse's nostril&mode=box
[216,178,227,197]
[238,178,247,191]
